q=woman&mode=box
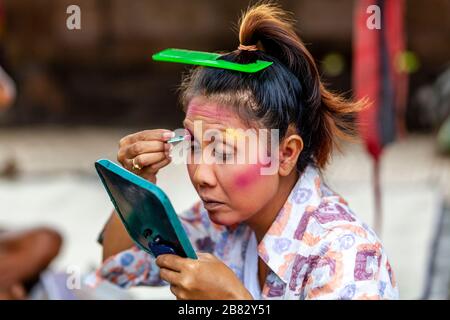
[0,64,15,110]
[95,3,398,300]
[0,227,62,299]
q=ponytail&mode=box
[238,3,365,168]
[181,2,365,171]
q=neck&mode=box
[246,170,300,243]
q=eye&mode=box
[188,137,202,154]
[214,144,235,161]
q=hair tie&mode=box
[238,44,258,52]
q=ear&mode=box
[278,131,303,177]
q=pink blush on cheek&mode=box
[233,164,263,189]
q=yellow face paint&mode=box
[225,128,244,140]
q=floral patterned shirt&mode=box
[92,165,399,300]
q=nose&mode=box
[191,160,217,189]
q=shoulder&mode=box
[288,167,377,249]
[301,183,378,249]
[294,186,398,299]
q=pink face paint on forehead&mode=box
[186,100,235,122]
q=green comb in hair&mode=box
[152,48,272,73]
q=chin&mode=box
[206,209,243,227]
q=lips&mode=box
[200,196,225,211]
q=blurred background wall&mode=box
[0,0,448,129]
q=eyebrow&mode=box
[182,120,237,149]
[182,120,191,132]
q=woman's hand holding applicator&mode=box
[102,129,178,261]
[116,129,176,183]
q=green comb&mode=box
[152,48,272,73]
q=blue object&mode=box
[95,159,197,259]
[149,242,176,255]
[167,135,186,144]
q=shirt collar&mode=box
[257,165,323,283]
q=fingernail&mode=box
[164,143,173,151]
[162,131,175,140]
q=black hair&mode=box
[180,3,365,172]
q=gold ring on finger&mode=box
[132,158,142,171]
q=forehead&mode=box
[183,96,246,130]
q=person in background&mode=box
[0,6,59,297]
[0,0,14,110]
[0,64,15,110]
[0,228,62,299]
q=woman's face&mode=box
[184,96,280,226]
